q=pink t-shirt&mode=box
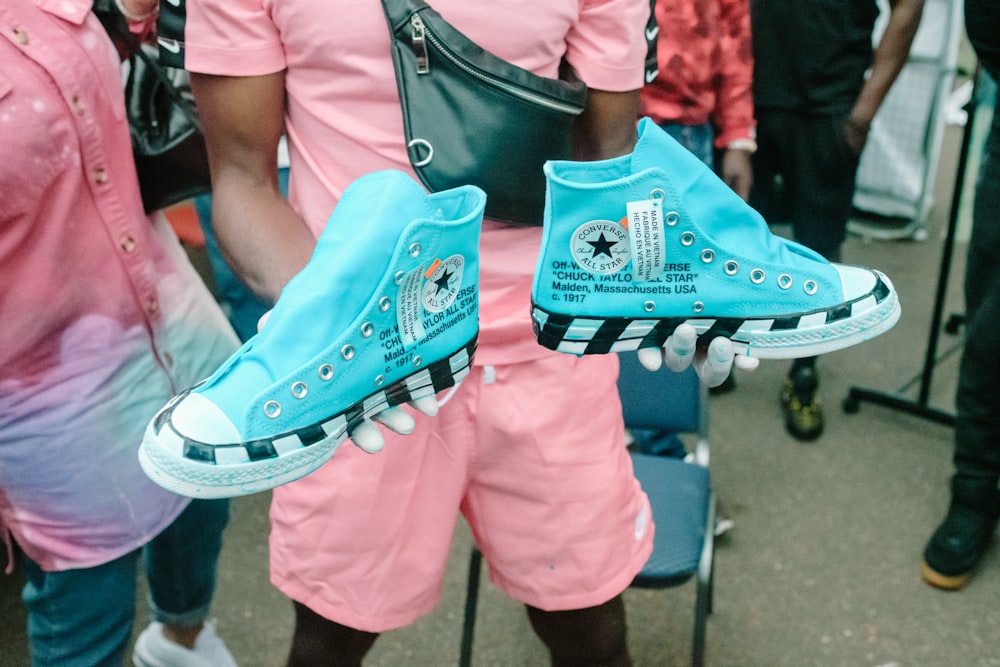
[183,0,650,364]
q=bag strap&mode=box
[380,0,431,32]
[92,2,202,132]
[380,0,415,23]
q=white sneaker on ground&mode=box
[133,620,237,667]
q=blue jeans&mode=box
[19,498,229,667]
[750,110,856,262]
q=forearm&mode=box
[572,89,641,161]
[850,0,924,127]
[191,70,313,303]
[712,0,756,148]
[211,175,316,304]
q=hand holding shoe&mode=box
[259,309,442,455]
[347,396,440,454]
[138,172,485,497]
[531,118,900,360]
[636,323,759,388]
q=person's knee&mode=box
[21,551,137,666]
[526,596,630,666]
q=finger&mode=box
[734,353,760,372]
[636,346,664,372]
[371,406,416,435]
[409,394,439,417]
[256,309,272,333]
[693,336,735,388]
[662,323,697,373]
[347,419,385,454]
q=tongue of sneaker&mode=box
[201,171,438,411]
[629,117,831,271]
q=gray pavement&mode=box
[4,124,1000,666]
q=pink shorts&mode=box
[268,352,654,632]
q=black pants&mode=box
[750,109,860,263]
[955,96,1000,477]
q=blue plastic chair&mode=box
[459,354,714,667]
[618,353,714,667]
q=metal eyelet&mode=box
[664,211,680,226]
[264,401,282,418]
[724,260,739,275]
[318,364,334,381]
[650,188,666,203]
[394,271,406,285]
[643,301,656,312]
[692,301,705,313]
[413,355,423,367]
[680,231,696,246]
[341,345,355,360]
[778,274,793,290]
[361,322,374,337]
[700,249,715,263]
[804,280,819,295]
[374,374,385,387]
[379,296,391,312]
[291,382,308,399]
[750,268,766,284]
[408,243,421,258]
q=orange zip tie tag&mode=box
[424,258,442,278]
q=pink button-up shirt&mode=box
[0,0,238,571]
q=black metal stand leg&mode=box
[842,385,956,425]
[843,64,983,427]
[459,547,483,667]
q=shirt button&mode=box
[71,96,86,115]
[120,235,136,252]
[164,352,174,367]
[92,168,108,184]
[12,28,28,45]
[145,298,158,314]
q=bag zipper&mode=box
[409,14,584,115]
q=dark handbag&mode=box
[93,2,212,214]
[125,44,212,214]
[380,0,588,226]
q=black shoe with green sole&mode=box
[781,365,823,442]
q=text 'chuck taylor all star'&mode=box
[531,117,900,358]
[140,171,486,498]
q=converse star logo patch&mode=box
[422,254,464,312]
[570,220,630,275]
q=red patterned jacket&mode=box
[640,0,756,149]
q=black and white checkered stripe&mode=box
[152,338,477,466]
[532,275,893,355]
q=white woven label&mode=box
[396,266,426,348]
[626,199,665,282]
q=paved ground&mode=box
[5,123,1000,666]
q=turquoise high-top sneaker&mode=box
[531,117,900,358]
[140,170,486,498]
